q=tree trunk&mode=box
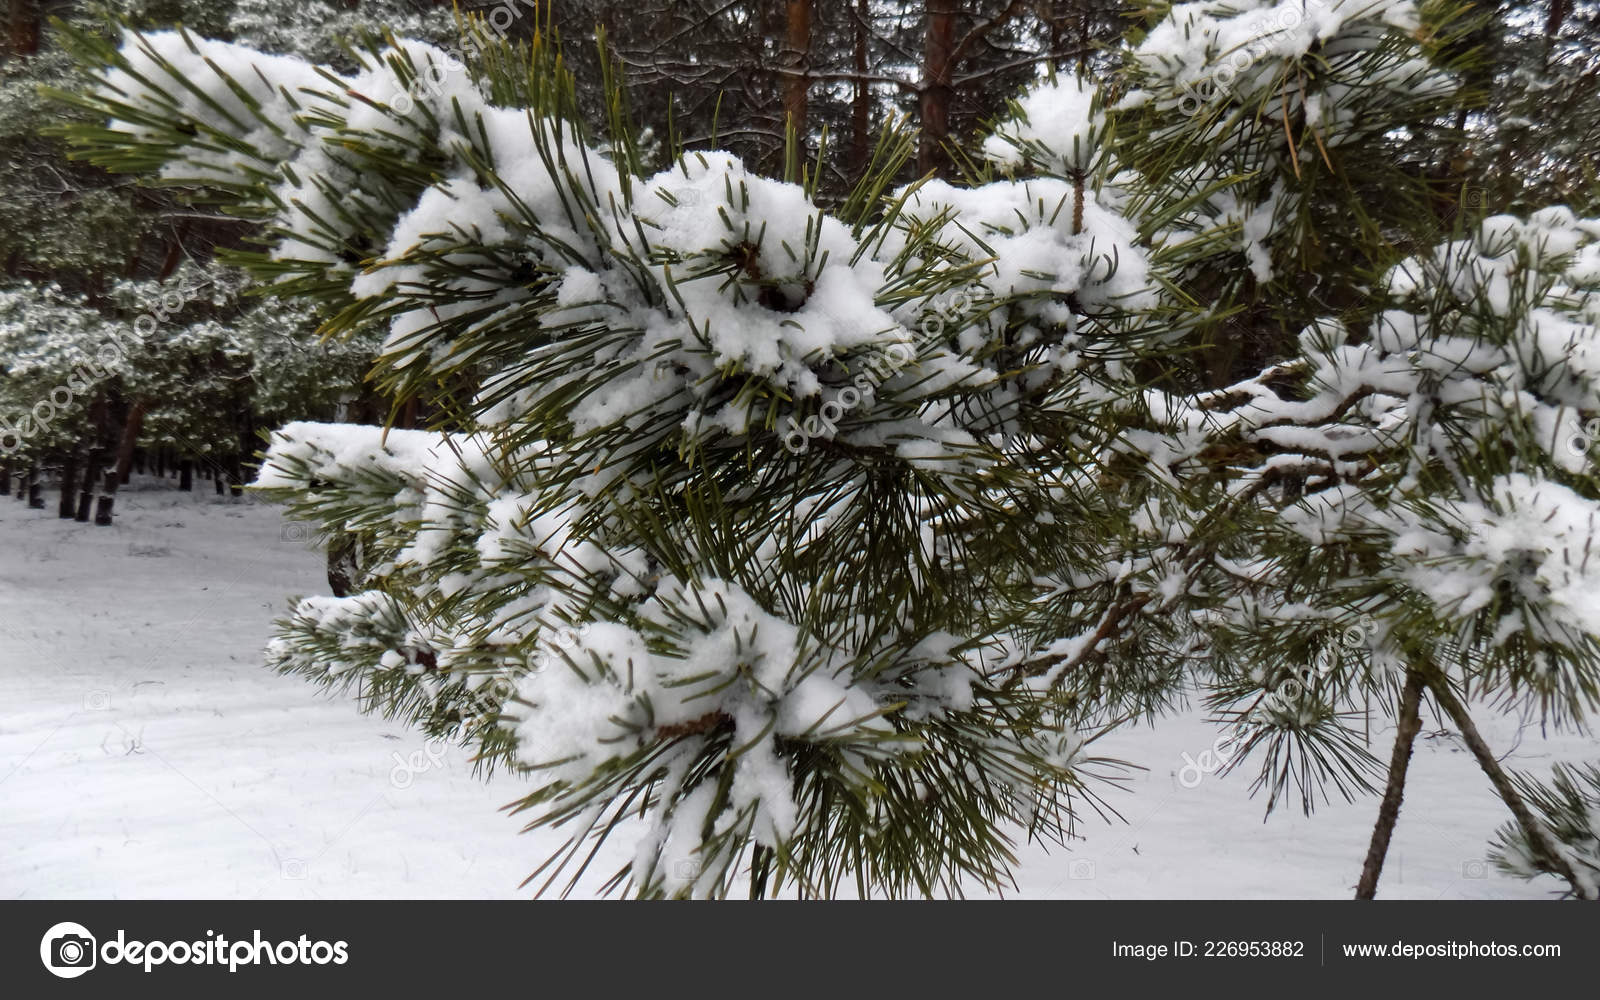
[232,427,256,498]
[1048,0,1068,72]
[1077,4,1090,75]
[76,453,97,522]
[1426,674,1597,899]
[157,230,185,281]
[851,0,870,171]
[327,534,361,596]
[1545,0,1570,66]
[179,459,193,491]
[94,468,116,526]
[27,461,44,508]
[918,0,958,177]
[0,462,9,496]
[58,455,78,518]
[114,400,147,486]
[7,0,40,57]
[749,844,775,900]
[782,0,812,146]
[1355,668,1426,898]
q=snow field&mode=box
[2,483,1586,899]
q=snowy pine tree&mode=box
[1,1,454,514]
[55,2,1600,898]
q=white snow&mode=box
[3,482,1588,899]
[0,480,623,898]
[984,77,1104,174]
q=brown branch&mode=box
[952,48,1092,85]
[1192,360,1309,411]
[1356,667,1426,898]
[765,65,921,93]
[1425,672,1597,899]
[656,710,731,740]
[948,0,1029,67]
[1011,593,1154,683]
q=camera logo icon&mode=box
[675,858,704,880]
[1462,859,1489,879]
[40,921,97,978]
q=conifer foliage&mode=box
[56,3,1600,898]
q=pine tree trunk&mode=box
[27,461,44,508]
[327,534,361,596]
[80,397,109,522]
[75,454,97,522]
[1544,0,1570,66]
[7,0,40,57]
[1048,0,1068,70]
[234,428,257,497]
[179,459,193,491]
[58,455,78,519]
[1425,674,1597,899]
[851,0,870,171]
[1355,668,1426,898]
[0,462,9,496]
[782,0,811,143]
[94,468,116,526]
[114,400,146,486]
[918,0,958,177]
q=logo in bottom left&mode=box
[41,921,97,978]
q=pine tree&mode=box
[53,1,1600,899]
[1102,0,1600,898]
[56,11,1201,897]
[0,0,451,514]
[1491,762,1600,893]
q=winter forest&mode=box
[3,0,1599,903]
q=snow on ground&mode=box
[1,479,1592,899]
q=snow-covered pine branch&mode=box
[56,2,1600,899]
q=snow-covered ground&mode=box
[1,479,1591,899]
